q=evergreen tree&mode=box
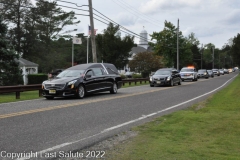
[0,16,22,86]
[96,23,135,69]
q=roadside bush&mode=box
[120,74,126,79]
[28,74,48,84]
[132,74,142,78]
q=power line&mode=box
[112,0,163,28]
[0,1,89,16]
[93,16,154,43]
[55,0,88,7]
[93,8,153,42]
[52,0,154,42]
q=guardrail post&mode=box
[16,92,20,99]
[39,90,42,97]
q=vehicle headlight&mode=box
[150,76,153,81]
[204,72,207,75]
[42,81,46,89]
[167,76,171,81]
[67,80,77,88]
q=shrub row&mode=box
[28,74,48,84]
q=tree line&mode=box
[0,0,240,85]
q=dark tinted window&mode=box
[86,70,94,76]
[92,68,103,76]
[155,70,171,75]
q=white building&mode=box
[17,58,38,85]
[124,28,152,72]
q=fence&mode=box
[0,78,149,99]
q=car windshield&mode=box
[155,70,171,75]
[181,68,194,72]
[56,70,85,78]
[207,70,212,73]
[198,70,206,73]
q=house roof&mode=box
[129,46,153,55]
[129,46,147,54]
[17,58,38,67]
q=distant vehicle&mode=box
[207,70,214,78]
[149,68,181,87]
[223,69,229,74]
[42,63,122,99]
[197,69,209,79]
[124,71,134,78]
[180,66,198,81]
[212,69,220,76]
[219,69,224,75]
[228,68,233,73]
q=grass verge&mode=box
[0,82,149,104]
[105,75,240,160]
[122,81,149,88]
[0,91,41,103]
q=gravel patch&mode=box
[59,130,138,160]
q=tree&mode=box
[149,21,192,69]
[129,52,163,77]
[0,16,22,86]
[35,0,80,48]
[202,43,215,69]
[187,33,201,69]
[95,23,135,69]
[0,0,32,54]
[231,34,240,67]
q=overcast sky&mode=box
[33,0,240,49]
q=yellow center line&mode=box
[0,87,171,119]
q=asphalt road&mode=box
[0,72,238,160]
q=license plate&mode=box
[49,90,56,94]
[157,81,161,84]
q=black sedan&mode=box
[197,69,210,79]
[42,63,122,99]
[149,68,181,87]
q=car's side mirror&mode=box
[85,74,92,78]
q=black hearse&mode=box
[42,63,122,99]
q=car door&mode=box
[84,70,96,93]
[92,68,107,91]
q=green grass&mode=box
[105,75,240,160]
[0,82,149,103]
[0,91,41,103]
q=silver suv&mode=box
[180,67,198,81]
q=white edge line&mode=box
[17,74,238,160]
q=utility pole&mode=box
[88,0,97,63]
[201,44,203,69]
[177,19,179,71]
[212,46,214,68]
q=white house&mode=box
[124,28,152,72]
[17,58,38,85]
